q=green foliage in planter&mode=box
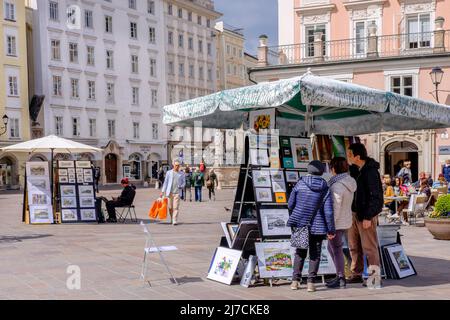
[431,194,450,218]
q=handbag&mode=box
[290,189,327,249]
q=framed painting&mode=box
[285,171,299,183]
[30,193,50,206]
[270,135,279,149]
[248,134,258,149]
[257,206,291,239]
[301,241,336,275]
[76,174,84,182]
[58,161,74,168]
[249,149,269,166]
[290,138,312,169]
[282,157,294,169]
[385,244,416,279]
[58,169,68,176]
[252,170,271,188]
[28,178,47,190]
[76,161,91,168]
[69,178,76,184]
[68,168,76,174]
[274,192,287,203]
[29,206,54,224]
[61,197,77,208]
[249,109,276,133]
[80,209,97,221]
[281,147,292,158]
[80,197,95,208]
[207,247,242,285]
[26,162,48,177]
[255,241,294,278]
[220,222,239,248]
[270,170,285,183]
[84,176,93,183]
[76,168,83,174]
[78,185,94,197]
[83,169,93,176]
[272,180,286,193]
[61,209,78,222]
[255,188,273,202]
[280,136,291,148]
[60,185,76,197]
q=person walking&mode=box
[326,157,357,289]
[287,160,335,292]
[192,167,204,202]
[397,160,412,185]
[206,169,218,201]
[157,167,165,189]
[347,143,383,287]
[160,160,185,225]
[183,166,193,202]
[94,166,101,193]
[199,159,206,174]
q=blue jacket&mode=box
[287,175,335,235]
[161,169,186,197]
[443,165,450,183]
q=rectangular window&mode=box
[151,89,158,107]
[207,68,212,81]
[207,19,211,28]
[207,43,212,56]
[6,35,17,56]
[179,63,185,77]
[149,27,156,44]
[148,0,155,14]
[391,76,414,97]
[49,1,59,21]
[188,37,193,50]
[130,22,138,39]
[106,50,114,69]
[178,8,183,19]
[4,2,15,21]
[72,117,80,137]
[407,14,431,49]
[168,4,173,15]
[152,123,158,140]
[50,39,60,60]
[106,82,114,102]
[189,64,194,78]
[178,34,184,48]
[105,15,113,33]
[168,31,173,45]
[132,87,139,105]
[197,15,202,25]
[9,118,19,138]
[8,76,18,96]
[69,43,78,63]
[198,40,203,53]
[89,118,96,137]
[55,116,63,135]
[84,10,93,29]
[306,24,326,57]
[188,12,192,22]
[199,66,204,80]
[52,75,62,96]
[108,119,115,138]
[150,58,157,77]
[133,122,140,139]
[168,61,174,74]
[87,80,96,99]
[129,0,137,9]
[70,78,79,98]
[169,89,175,104]
[131,54,139,73]
[354,20,376,55]
[86,46,95,65]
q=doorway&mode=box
[105,153,117,183]
[384,141,419,182]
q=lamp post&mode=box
[0,115,9,136]
[430,67,444,103]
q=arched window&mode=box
[129,154,141,180]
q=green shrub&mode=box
[431,194,450,218]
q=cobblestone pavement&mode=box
[0,187,449,300]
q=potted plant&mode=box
[425,194,450,240]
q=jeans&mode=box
[292,233,325,282]
[195,186,202,202]
[184,187,192,201]
[327,230,346,278]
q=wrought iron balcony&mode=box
[266,30,450,66]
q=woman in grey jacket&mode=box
[326,157,357,289]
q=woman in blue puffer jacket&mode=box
[287,160,336,292]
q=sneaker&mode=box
[307,282,316,292]
[172,221,178,225]
[346,275,364,284]
[326,277,346,289]
[326,276,338,284]
[290,281,300,290]
[390,213,399,219]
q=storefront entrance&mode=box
[105,153,117,183]
[0,157,13,188]
[384,141,419,182]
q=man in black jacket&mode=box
[347,143,383,286]
[106,178,136,223]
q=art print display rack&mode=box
[56,160,97,223]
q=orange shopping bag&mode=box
[148,198,160,219]
[157,197,168,220]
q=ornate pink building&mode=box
[250,0,450,182]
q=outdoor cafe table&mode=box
[384,195,410,215]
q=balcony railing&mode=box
[267,30,450,66]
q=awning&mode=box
[162,73,450,136]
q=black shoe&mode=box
[346,275,363,284]
[107,218,117,223]
[326,277,346,289]
[326,276,339,284]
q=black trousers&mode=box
[106,200,125,219]
[293,233,326,282]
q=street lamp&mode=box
[430,66,448,103]
[0,114,9,136]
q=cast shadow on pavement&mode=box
[0,234,53,243]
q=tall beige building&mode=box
[0,0,31,190]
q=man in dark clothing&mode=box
[106,178,136,223]
[347,143,383,287]
[94,166,101,193]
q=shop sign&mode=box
[439,146,450,155]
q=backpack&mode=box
[196,174,203,183]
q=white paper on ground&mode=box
[145,246,178,253]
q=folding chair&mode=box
[116,191,137,223]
